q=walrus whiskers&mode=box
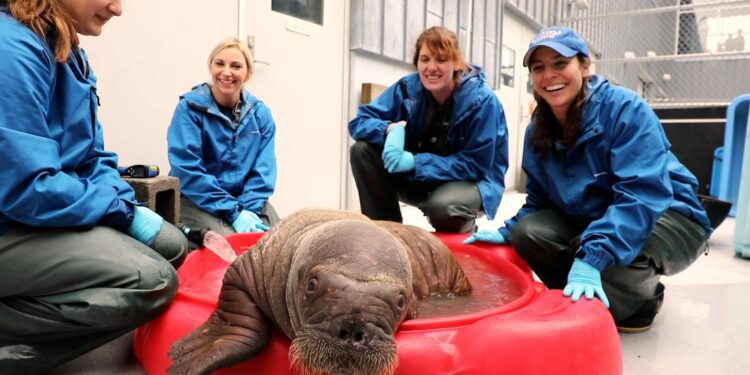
[290,331,398,375]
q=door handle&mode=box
[247,35,270,67]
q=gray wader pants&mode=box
[0,223,188,374]
[179,196,280,239]
[510,207,709,323]
[349,141,483,233]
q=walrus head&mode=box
[286,220,415,375]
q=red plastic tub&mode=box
[134,232,622,374]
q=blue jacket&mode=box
[501,75,711,271]
[349,65,509,219]
[167,83,277,223]
[0,9,136,236]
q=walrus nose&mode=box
[330,316,370,345]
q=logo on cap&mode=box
[532,27,563,44]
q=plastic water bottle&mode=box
[201,230,238,263]
[177,223,237,263]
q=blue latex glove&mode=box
[563,258,610,307]
[382,124,406,170]
[385,151,415,173]
[382,123,406,160]
[463,229,507,244]
[383,152,403,171]
[126,206,164,246]
[383,148,400,171]
[232,210,269,233]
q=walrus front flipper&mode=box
[168,262,270,375]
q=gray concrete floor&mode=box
[53,192,750,374]
[53,331,144,374]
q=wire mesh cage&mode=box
[561,0,750,106]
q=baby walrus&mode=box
[167,208,472,375]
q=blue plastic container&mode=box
[710,147,723,198]
[734,109,750,258]
[718,94,750,217]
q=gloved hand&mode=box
[383,148,401,171]
[385,151,415,173]
[232,210,269,233]
[126,206,164,246]
[463,229,507,244]
[563,258,610,307]
[381,122,406,161]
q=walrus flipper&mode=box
[168,261,270,375]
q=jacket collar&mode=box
[401,64,489,124]
[575,75,608,145]
[182,83,258,118]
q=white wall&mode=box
[81,1,351,219]
[79,0,239,172]
[240,1,349,217]
[499,12,538,192]
[75,1,538,217]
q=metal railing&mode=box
[561,0,750,106]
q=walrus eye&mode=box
[306,278,318,294]
[397,293,406,310]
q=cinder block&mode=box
[123,176,180,224]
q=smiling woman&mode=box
[413,28,466,105]
[347,26,510,235]
[60,0,122,36]
[527,48,589,125]
[167,37,280,243]
[207,38,252,108]
[466,26,714,334]
[0,0,188,372]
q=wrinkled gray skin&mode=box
[168,208,471,375]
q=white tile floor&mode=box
[401,191,750,375]
[56,192,750,374]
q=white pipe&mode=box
[238,0,245,39]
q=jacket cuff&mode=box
[498,226,512,241]
[576,247,615,272]
[99,199,135,230]
[226,206,242,224]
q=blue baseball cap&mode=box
[522,26,590,67]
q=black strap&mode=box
[399,80,410,99]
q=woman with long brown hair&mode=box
[466,26,712,333]
[0,1,187,372]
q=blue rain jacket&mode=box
[167,83,277,224]
[0,10,136,236]
[349,65,509,219]
[501,75,711,271]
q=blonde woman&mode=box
[168,37,279,239]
